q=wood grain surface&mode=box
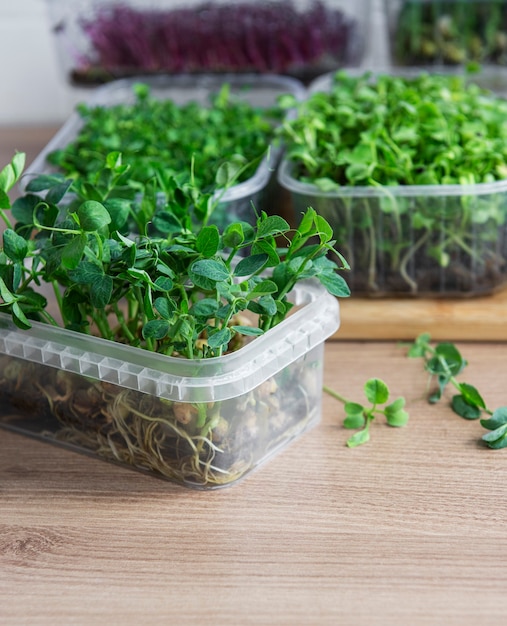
[1,127,507,626]
[1,340,507,626]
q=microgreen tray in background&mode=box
[277,68,507,297]
[22,73,305,229]
[386,0,507,66]
[45,0,368,85]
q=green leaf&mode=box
[385,409,409,427]
[344,401,364,417]
[104,198,130,231]
[458,382,486,409]
[154,297,176,320]
[343,414,366,429]
[481,424,507,448]
[189,298,219,318]
[45,179,73,205]
[451,394,482,420]
[61,233,87,270]
[317,272,351,297]
[69,261,103,285]
[142,319,170,340]
[0,276,16,304]
[207,327,231,349]
[234,254,268,277]
[152,211,182,235]
[2,229,28,262]
[222,223,244,248]
[12,301,31,330]
[26,174,65,192]
[76,200,112,232]
[190,259,229,283]
[247,280,278,298]
[90,274,113,308]
[364,378,389,405]
[256,214,290,238]
[480,407,507,430]
[196,225,220,257]
[385,397,406,415]
[153,276,173,292]
[347,428,370,448]
[231,325,264,337]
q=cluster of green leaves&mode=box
[407,333,507,449]
[0,152,350,359]
[278,70,507,188]
[324,378,409,447]
[394,1,507,66]
[47,82,284,193]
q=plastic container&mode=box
[21,73,306,229]
[45,0,369,85]
[386,0,507,67]
[277,69,507,297]
[0,280,339,489]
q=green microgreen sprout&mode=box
[324,378,409,447]
[394,1,507,67]
[46,82,284,195]
[406,332,507,449]
[0,152,350,358]
[277,69,507,295]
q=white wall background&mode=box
[0,0,388,126]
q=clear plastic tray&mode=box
[278,69,507,297]
[0,280,339,489]
[20,73,306,228]
[385,0,507,67]
[45,0,369,85]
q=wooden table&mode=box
[1,128,507,625]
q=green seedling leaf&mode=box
[0,276,16,304]
[247,280,278,298]
[234,254,268,277]
[90,274,113,308]
[256,214,290,238]
[12,301,31,330]
[3,229,28,262]
[231,325,264,337]
[458,383,486,409]
[480,407,507,431]
[104,198,130,231]
[196,225,220,257]
[385,409,409,427]
[222,222,245,248]
[317,271,351,297]
[190,259,229,282]
[343,414,366,429]
[61,233,87,270]
[154,296,176,320]
[189,298,219,318]
[142,319,170,341]
[26,174,66,192]
[207,326,231,350]
[347,428,370,448]
[364,378,389,405]
[481,424,507,449]
[76,200,112,232]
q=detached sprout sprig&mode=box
[324,378,409,447]
[407,333,507,449]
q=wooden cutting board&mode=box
[333,288,507,341]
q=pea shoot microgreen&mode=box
[278,70,507,295]
[407,333,507,449]
[324,379,409,447]
[47,82,283,194]
[0,152,350,359]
